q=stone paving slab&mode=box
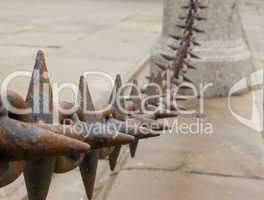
[106,170,264,200]
[105,94,264,200]
[0,0,162,104]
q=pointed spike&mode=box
[197,5,208,9]
[160,53,176,61]
[109,145,122,171]
[0,161,25,187]
[24,158,55,200]
[170,34,182,41]
[146,76,151,80]
[132,114,171,131]
[109,75,126,121]
[155,62,170,71]
[176,24,186,29]
[129,80,142,111]
[192,40,202,46]
[193,27,206,33]
[78,76,96,123]
[183,76,193,83]
[80,150,99,200]
[107,118,159,139]
[26,50,53,123]
[154,111,178,119]
[168,44,178,51]
[65,119,134,148]
[183,60,197,70]
[129,139,139,158]
[0,117,91,161]
[189,52,201,59]
[196,16,207,21]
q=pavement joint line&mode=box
[186,170,264,181]
[121,163,187,173]
[121,167,264,182]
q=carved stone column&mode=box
[151,0,253,97]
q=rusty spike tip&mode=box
[154,62,170,71]
[183,76,193,83]
[192,40,202,46]
[109,132,135,145]
[0,118,91,161]
[78,75,96,123]
[109,74,122,104]
[113,118,160,139]
[137,127,160,138]
[80,151,98,200]
[189,52,201,59]
[183,60,196,70]
[170,34,182,41]
[130,79,139,95]
[154,110,178,119]
[160,53,176,61]
[36,50,46,62]
[129,139,139,158]
[193,27,206,33]
[168,44,178,51]
[0,161,25,187]
[195,16,207,21]
[109,145,121,171]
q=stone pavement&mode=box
[0,0,162,104]
[101,1,264,200]
[104,94,264,200]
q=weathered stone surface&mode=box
[105,94,264,200]
[151,0,254,97]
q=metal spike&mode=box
[155,62,171,71]
[189,52,201,59]
[108,75,126,171]
[192,40,201,46]
[160,53,176,61]
[183,60,197,69]
[109,145,121,171]
[0,161,25,188]
[0,117,90,161]
[109,74,126,121]
[107,118,159,139]
[129,139,139,158]
[183,76,193,83]
[168,44,178,51]
[23,50,55,200]
[129,79,142,112]
[132,114,171,131]
[25,50,53,123]
[80,150,99,200]
[192,27,205,33]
